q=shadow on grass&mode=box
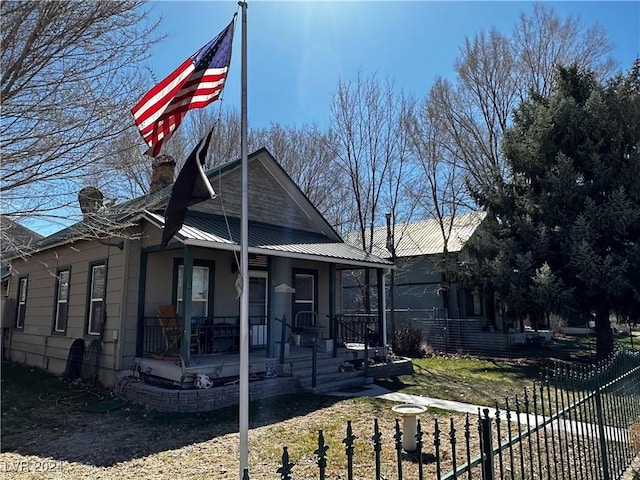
[1,361,344,467]
[374,375,415,392]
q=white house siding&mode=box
[7,238,125,386]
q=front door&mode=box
[249,271,268,347]
[292,269,318,328]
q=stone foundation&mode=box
[367,358,414,378]
[119,376,300,412]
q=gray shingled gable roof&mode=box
[0,216,45,259]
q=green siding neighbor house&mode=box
[343,212,501,335]
[3,149,392,388]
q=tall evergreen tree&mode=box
[469,60,640,359]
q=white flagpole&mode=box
[238,1,249,478]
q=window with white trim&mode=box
[177,265,209,318]
[53,268,70,333]
[15,276,28,329]
[87,263,106,335]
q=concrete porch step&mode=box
[297,365,363,385]
[302,373,370,394]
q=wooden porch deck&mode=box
[132,344,389,389]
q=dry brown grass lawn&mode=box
[2,395,473,479]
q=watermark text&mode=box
[2,460,65,473]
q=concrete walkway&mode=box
[328,384,639,478]
[328,383,487,415]
[327,384,630,441]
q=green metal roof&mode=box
[144,211,392,268]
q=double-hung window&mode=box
[177,265,210,319]
[87,262,106,335]
[53,268,70,333]
[15,276,28,329]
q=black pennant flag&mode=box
[161,129,215,247]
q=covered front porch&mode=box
[132,211,393,388]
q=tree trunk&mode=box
[594,306,614,360]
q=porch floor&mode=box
[133,344,387,388]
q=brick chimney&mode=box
[78,186,104,219]
[149,155,176,193]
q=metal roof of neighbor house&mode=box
[345,212,487,259]
[144,211,393,268]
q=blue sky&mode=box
[146,1,640,130]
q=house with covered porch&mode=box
[4,148,394,394]
[343,212,523,355]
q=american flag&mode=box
[132,19,235,157]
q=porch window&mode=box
[53,268,70,333]
[15,276,28,329]
[87,262,106,335]
[177,265,209,318]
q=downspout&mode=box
[385,213,396,336]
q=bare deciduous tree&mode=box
[405,94,468,254]
[1,0,161,239]
[329,74,409,251]
[432,4,616,198]
[513,3,616,99]
[329,73,410,310]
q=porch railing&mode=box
[333,313,381,377]
[142,315,267,356]
[275,315,329,388]
[334,313,379,346]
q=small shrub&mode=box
[392,327,423,358]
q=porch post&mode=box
[329,263,336,357]
[266,256,274,357]
[135,250,148,357]
[377,268,384,348]
[181,245,193,366]
[381,269,388,350]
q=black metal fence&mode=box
[244,349,640,479]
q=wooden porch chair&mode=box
[157,305,201,356]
